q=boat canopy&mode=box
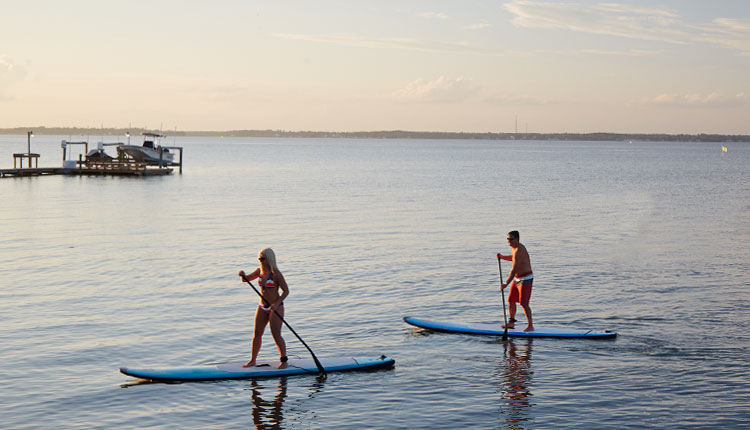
[142,132,166,138]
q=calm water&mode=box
[1,135,748,429]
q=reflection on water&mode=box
[248,378,287,429]
[496,339,534,429]
[247,375,327,429]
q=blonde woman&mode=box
[238,248,289,368]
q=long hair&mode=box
[259,248,280,273]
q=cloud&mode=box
[273,33,498,55]
[418,12,449,20]
[504,1,689,44]
[464,23,490,30]
[504,1,750,55]
[392,76,557,105]
[642,92,748,108]
[580,48,662,56]
[392,76,481,103]
[695,18,750,55]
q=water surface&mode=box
[1,135,748,429]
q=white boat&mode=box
[117,133,174,165]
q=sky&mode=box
[1,0,749,134]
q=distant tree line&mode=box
[1,126,748,142]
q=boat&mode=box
[86,142,115,161]
[117,132,174,165]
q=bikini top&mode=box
[259,272,277,289]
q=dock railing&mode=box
[79,154,148,171]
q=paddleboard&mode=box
[404,316,616,339]
[120,355,395,382]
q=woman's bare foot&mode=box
[278,362,288,369]
[502,323,515,329]
[523,325,534,332]
[242,360,256,368]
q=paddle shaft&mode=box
[241,274,327,378]
[498,258,508,341]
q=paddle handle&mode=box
[498,257,508,341]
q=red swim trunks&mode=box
[508,278,533,306]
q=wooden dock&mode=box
[0,167,172,178]
[1,159,173,178]
[2,142,181,178]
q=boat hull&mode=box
[118,145,174,165]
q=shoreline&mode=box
[1,127,749,142]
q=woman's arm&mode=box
[275,272,289,305]
[239,267,261,280]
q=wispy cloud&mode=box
[272,33,498,55]
[464,23,490,30]
[392,76,553,106]
[580,48,662,56]
[504,1,750,55]
[392,76,480,103]
[418,12,449,20]
[504,1,689,44]
[695,18,750,55]
[642,92,748,108]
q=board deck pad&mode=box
[120,355,395,382]
[404,316,616,339]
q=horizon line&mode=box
[1,126,749,138]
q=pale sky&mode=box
[1,0,749,134]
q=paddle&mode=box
[240,273,327,379]
[498,256,509,341]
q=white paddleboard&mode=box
[404,316,616,339]
[120,355,395,382]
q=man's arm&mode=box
[496,253,512,262]
[505,249,518,285]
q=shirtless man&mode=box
[497,230,535,332]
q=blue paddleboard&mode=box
[120,355,395,382]
[404,316,616,339]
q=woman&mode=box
[239,248,289,368]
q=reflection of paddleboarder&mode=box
[497,230,534,332]
[501,339,533,426]
[250,378,287,429]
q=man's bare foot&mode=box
[523,326,534,332]
[242,360,256,368]
[502,323,515,329]
[278,362,288,369]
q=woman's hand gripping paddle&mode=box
[240,273,327,379]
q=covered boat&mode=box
[117,132,174,165]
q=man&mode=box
[497,230,534,332]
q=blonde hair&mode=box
[259,248,280,273]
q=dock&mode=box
[0,164,173,178]
[1,136,182,178]
[1,154,174,178]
